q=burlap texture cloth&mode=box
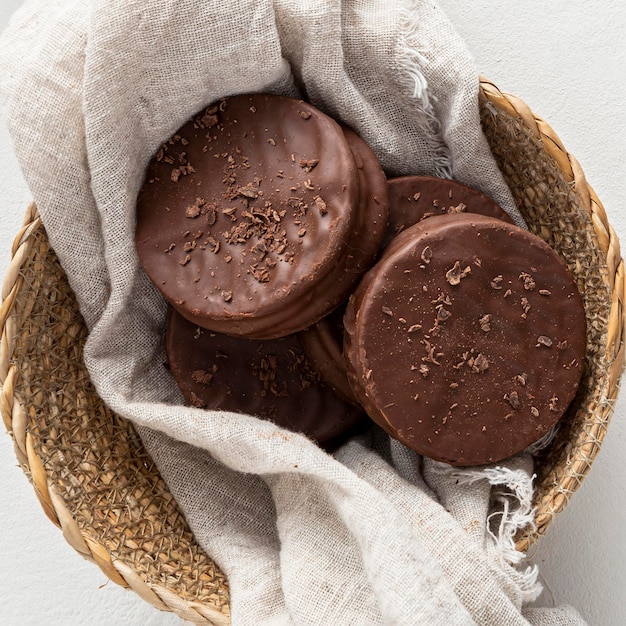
[0,1,586,624]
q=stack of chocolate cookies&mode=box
[136,93,586,465]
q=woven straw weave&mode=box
[0,80,624,624]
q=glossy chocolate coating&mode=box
[344,214,587,466]
[165,308,366,448]
[384,176,513,247]
[136,94,374,339]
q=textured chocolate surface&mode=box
[344,213,587,466]
[136,94,380,339]
[384,176,513,247]
[166,308,365,448]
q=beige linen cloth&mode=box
[1,1,585,624]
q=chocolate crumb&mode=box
[490,275,503,289]
[221,290,233,302]
[313,196,327,215]
[530,406,540,417]
[436,307,452,323]
[519,272,536,291]
[180,254,191,266]
[189,392,206,408]
[515,373,528,386]
[299,110,312,119]
[382,306,393,317]
[539,289,552,296]
[420,246,432,264]
[446,261,471,285]
[549,396,559,411]
[299,158,320,173]
[505,391,520,409]
[408,324,422,333]
[536,335,553,348]
[448,202,467,214]
[468,353,489,373]
[479,314,491,332]
[191,368,216,385]
[171,168,181,182]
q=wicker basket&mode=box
[1,79,624,625]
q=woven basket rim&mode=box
[1,78,624,622]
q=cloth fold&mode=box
[0,0,585,623]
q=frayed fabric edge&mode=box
[395,9,453,179]
[433,462,543,603]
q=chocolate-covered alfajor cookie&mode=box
[344,213,587,467]
[165,308,366,449]
[383,175,514,247]
[136,94,387,339]
[300,175,510,403]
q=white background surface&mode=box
[0,1,624,624]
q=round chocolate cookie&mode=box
[136,93,385,339]
[299,173,505,405]
[344,213,587,466]
[165,308,366,449]
[383,176,514,247]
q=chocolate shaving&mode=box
[479,314,491,332]
[446,261,471,285]
[536,335,553,348]
[490,275,503,290]
[313,196,327,215]
[191,367,217,385]
[519,272,536,291]
[505,391,520,409]
[447,202,467,214]
[420,246,432,264]
[299,158,320,173]
[468,352,489,373]
[436,307,452,323]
